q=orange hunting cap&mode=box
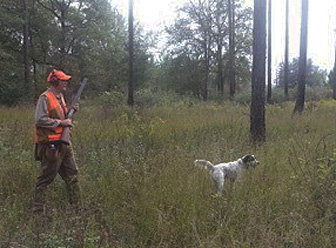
[47,69,72,83]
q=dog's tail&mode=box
[194,159,215,171]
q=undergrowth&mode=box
[1,100,336,247]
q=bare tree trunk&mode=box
[250,0,266,144]
[201,13,212,102]
[217,43,224,94]
[23,0,31,101]
[333,41,336,100]
[29,0,37,100]
[60,8,66,66]
[284,0,289,100]
[267,0,272,103]
[293,0,309,114]
[202,37,209,101]
[228,0,236,100]
[216,0,224,95]
[127,0,134,106]
[331,12,336,100]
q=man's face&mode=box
[55,80,69,92]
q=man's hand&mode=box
[73,103,79,112]
[60,119,72,127]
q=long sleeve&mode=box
[35,95,61,129]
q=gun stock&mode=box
[60,77,88,144]
[61,126,71,144]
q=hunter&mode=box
[32,69,81,215]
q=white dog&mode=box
[194,154,259,194]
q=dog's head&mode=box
[242,154,259,168]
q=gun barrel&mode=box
[61,77,88,144]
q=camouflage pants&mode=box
[32,142,81,213]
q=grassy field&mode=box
[2,100,336,247]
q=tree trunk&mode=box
[23,0,31,101]
[267,0,272,103]
[293,0,309,114]
[250,0,266,144]
[284,0,289,100]
[60,7,66,65]
[127,0,134,106]
[217,42,224,94]
[216,0,224,95]
[228,0,236,99]
[202,37,209,101]
[333,44,336,100]
[201,15,211,101]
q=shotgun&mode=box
[61,77,88,144]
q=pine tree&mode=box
[250,0,267,144]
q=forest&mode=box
[1,0,334,107]
[1,0,336,247]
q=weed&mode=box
[1,102,336,247]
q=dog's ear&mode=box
[242,154,256,163]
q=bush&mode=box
[0,84,23,106]
[305,87,332,101]
[95,90,125,106]
[135,88,198,107]
[235,91,251,104]
[271,86,332,103]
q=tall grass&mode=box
[1,100,336,247]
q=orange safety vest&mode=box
[34,89,68,143]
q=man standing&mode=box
[32,69,81,215]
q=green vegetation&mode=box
[2,100,336,247]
